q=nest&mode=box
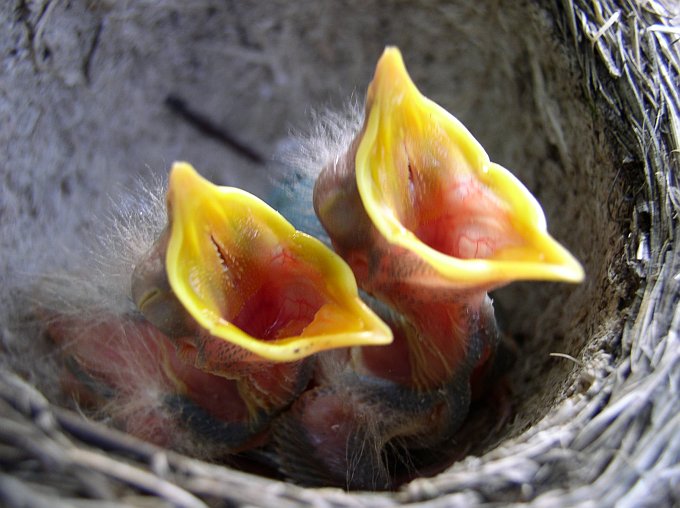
[1,0,678,506]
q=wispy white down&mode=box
[33,175,169,320]
[280,96,365,182]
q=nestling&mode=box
[42,162,391,457]
[273,47,584,489]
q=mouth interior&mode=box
[401,156,521,261]
[213,239,327,342]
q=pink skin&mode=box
[48,315,261,451]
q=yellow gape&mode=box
[165,162,392,362]
[355,47,584,287]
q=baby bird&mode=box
[273,47,584,489]
[43,162,391,457]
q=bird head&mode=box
[315,47,584,295]
[132,162,392,368]
[358,47,584,289]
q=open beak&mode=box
[161,162,392,363]
[354,47,584,289]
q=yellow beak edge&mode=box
[165,162,392,363]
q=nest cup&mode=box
[1,1,678,506]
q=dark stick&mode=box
[165,95,265,165]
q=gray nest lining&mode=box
[0,0,678,506]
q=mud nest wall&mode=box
[0,0,678,506]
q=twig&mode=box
[164,95,265,165]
